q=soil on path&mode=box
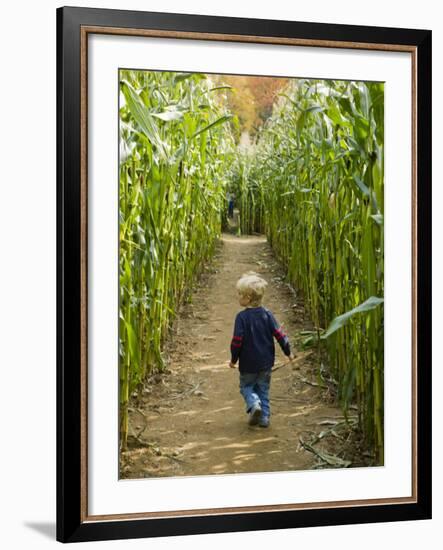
[120,234,364,479]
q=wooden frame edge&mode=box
[80,25,89,524]
[411,48,418,503]
[75,21,424,530]
[82,24,417,53]
[83,496,417,523]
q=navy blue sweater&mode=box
[230,306,291,373]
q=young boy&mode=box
[229,272,294,427]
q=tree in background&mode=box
[213,74,288,137]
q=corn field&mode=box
[119,72,384,461]
[231,79,384,460]
[119,70,235,449]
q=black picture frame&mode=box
[56,5,432,543]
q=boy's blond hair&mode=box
[236,271,268,307]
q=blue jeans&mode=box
[239,369,272,419]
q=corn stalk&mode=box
[232,79,385,461]
[119,70,235,449]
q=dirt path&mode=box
[121,234,360,479]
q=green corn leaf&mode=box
[173,72,206,84]
[191,114,233,139]
[321,296,384,339]
[305,105,324,114]
[371,213,384,225]
[124,321,140,366]
[353,175,371,197]
[120,81,168,158]
[151,110,184,121]
[209,86,233,92]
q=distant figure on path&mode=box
[229,271,294,428]
[226,190,235,218]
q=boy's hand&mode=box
[287,353,295,362]
[229,361,237,369]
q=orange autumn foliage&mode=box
[212,74,288,136]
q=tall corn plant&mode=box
[238,79,384,461]
[119,70,235,449]
[229,148,266,235]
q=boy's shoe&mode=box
[248,403,262,425]
[259,416,270,428]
